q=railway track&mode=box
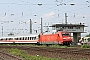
[22,46,90,55]
[18,46,90,59]
[0,46,90,56]
[0,46,90,60]
[0,51,22,60]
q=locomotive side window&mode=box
[58,34,59,36]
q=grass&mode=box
[0,43,90,49]
[0,44,68,48]
[81,44,90,48]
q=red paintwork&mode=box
[38,31,72,45]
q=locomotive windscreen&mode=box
[62,34,69,36]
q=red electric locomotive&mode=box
[38,31,72,46]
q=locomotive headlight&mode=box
[68,37,70,38]
[63,38,66,39]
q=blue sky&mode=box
[0,0,90,37]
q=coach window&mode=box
[17,38,19,40]
[22,37,24,40]
[33,37,35,40]
[7,38,10,40]
[34,37,35,40]
[30,37,31,40]
[15,38,17,40]
[25,37,27,40]
[26,37,27,40]
[10,38,12,40]
[34,37,36,40]
[16,38,18,40]
[31,37,33,40]
[1,39,3,40]
[31,37,32,40]
[2,38,4,40]
[11,38,13,40]
[15,38,18,40]
[20,38,22,40]
[27,37,29,40]
[6,38,7,40]
[0,39,2,40]
[9,38,11,40]
[15,38,16,40]
[8,38,10,40]
[32,37,33,40]
[29,37,31,40]
[32,37,34,40]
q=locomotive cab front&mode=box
[62,32,72,45]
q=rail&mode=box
[0,51,22,60]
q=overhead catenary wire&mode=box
[0,0,90,36]
[0,0,89,22]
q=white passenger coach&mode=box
[0,34,39,44]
